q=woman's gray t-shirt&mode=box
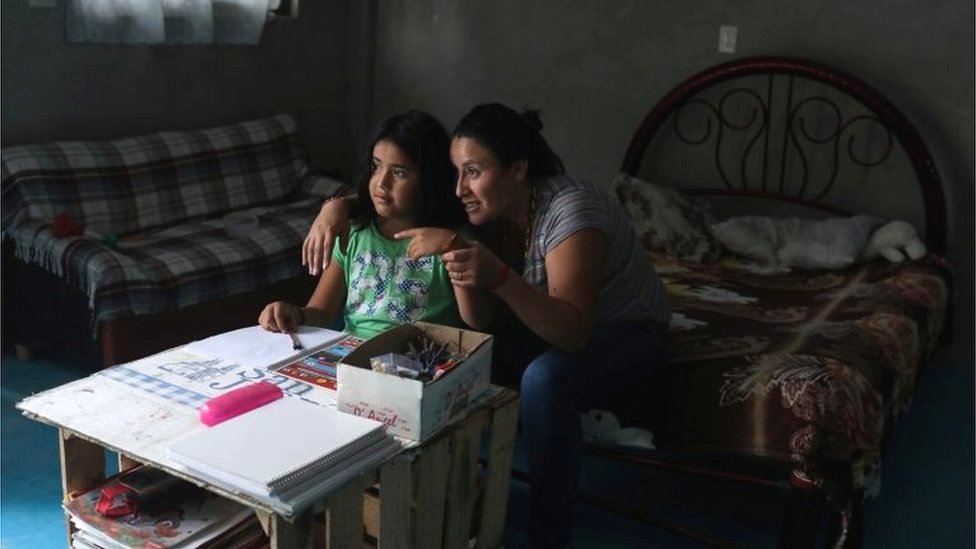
[523,174,671,325]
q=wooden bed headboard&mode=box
[621,56,946,254]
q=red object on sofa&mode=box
[51,212,84,238]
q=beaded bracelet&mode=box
[322,194,349,207]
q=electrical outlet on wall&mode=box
[718,25,738,54]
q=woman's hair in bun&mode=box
[453,103,564,179]
[520,109,544,132]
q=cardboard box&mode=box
[336,322,493,441]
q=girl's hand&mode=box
[258,301,303,333]
[394,228,463,260]
[441,242,508,290]
[303,197,351,276]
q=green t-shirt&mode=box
[334,223,464,339]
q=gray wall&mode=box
[365,0,975,361]
[2,1,972,359]
[1,1,353,174]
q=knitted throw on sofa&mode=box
[1,115,344,334]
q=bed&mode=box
[585,56,953,547]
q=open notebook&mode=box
[168,396,390,497]
[183,325,346,370]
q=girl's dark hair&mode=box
[353,110,464,229]
[452,103,565,179]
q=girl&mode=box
[258,110,489,338]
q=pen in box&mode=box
[288,331,303,350]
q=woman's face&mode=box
[451,137,525,225]
[369,139,420,226]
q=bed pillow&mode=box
[710,215,881,269]
[612,173,723,263]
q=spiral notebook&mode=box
[168,396,389,497]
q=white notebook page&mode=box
[183,325,345,369]
[168,396,387,496]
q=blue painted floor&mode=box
[2,350,972,548]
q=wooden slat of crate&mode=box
[359,388,519,549]
[268,512,309,549]
[379,454,412,548]
[60,430,106,498]
[118,453,141,472]
[413,435,451,548]
[363,487,381,540]
[476,393,520,548]
[326,476,368,548]
[443,408,490,548]
[59,430,107,544]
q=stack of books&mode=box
[64,466,266,549]
[168,395,400,515]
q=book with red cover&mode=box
[273,335,363,390]
[63,467,253,549]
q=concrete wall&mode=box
[1,1,971,359]
[1,1,353,174]
[365,0,975,360]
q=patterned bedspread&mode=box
[640,252,951,474]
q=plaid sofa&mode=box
[1,115,346,360]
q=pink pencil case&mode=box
[199,381,283,426]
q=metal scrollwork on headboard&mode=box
[669,76,898,203]
[622,56,946,254]
[786,94,893,201]
[673,89,768,192]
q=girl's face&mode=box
[451,137,526,226]
[369,139,420,227]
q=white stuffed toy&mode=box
[580,409,656,449]
[862,220,927,263]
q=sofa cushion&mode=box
[2,114,311,235]
[6,197,330,332]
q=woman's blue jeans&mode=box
[520,320,670,548]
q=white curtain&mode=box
[67,0,273,45]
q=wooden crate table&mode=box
[322,387,519,549]
[16,347,519,549]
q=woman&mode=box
[306,104,671,548]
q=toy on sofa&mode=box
[51,212,84,238]
[862,220,927,263]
